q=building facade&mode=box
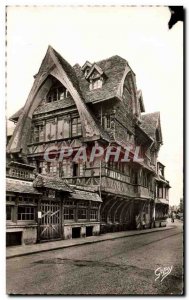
[6,46,170,246]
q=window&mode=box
[90,209,98,220]
[89,78,103,90]
[18,206,35,221]
[46,162,51,174]
[57,118,70,139]
[36,161,42,174]
[91,202,99,209]
[33,124,44,143]
[64,200,75,206]
[158,166,164,177]
[64,208,75,220]
[45,119,56,141]
[151,151,156,165]
[101,213,106,222]
[158,186,163,198]
[165,188,169,199]
[71,118,82,137]
[102,115,111,129]
[142,171,148,187]
[130,169,138,184]
[78,201,88,208]
[10,168,30,179]
[125,164,130,176]
[127,132,132,142]
[33,126,39,143]
[72,163,83,177]
[73,163,79,177]
[59,159,71,177]
[46,85,68,103]
[84,68,90,77]
[78,208,87,219]
[6,206,12,221]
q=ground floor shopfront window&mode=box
[64,207,75,220]
[6,205,12,221]
[90,209,98,220]
[17,206,35,221]
[63,200,100,222]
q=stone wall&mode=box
[63,223,100,239]
[6,225,37,245]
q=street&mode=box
[6,220,183,295]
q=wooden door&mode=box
[39,201,61,241]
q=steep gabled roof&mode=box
[85,63,104,80]
[7,126,15,137]
[51,47,84,100]
[9,53,133,122]
[137,90,145,113]
[74,55,129,103]
[7,46,111,155]
[9,107,24,122]
[81,61,92,71]
[33,174,72,192]
[140,112,162,142]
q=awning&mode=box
[155,176,171,187]
[155,198,169,205]
[33,174,72,192]
[8,161,36,170]
[70,189,102,202]
[6,178,42,195]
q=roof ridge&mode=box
[141,111,160,117]
[95,54,127,65]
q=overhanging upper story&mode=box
[7,46,170,200]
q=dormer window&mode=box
[84,68,90,78]
[85,63,106,90]
[81,61,92,79]
[90,77,103,90]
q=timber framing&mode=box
[6,46,170,245]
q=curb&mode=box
[6,226,175,259]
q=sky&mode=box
[6,6,183,205]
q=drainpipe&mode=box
[99,159,102,199]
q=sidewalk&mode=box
[6,223,176,259]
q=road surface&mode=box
[6,220,183,295]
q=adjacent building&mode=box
[6,46,170,246]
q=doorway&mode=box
[72,227,81,238]
[39,200,61,241]
[6,232,22,247]
[86,226,93,237]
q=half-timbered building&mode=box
[6,46,170,245]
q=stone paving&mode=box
[6,222,176,259]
